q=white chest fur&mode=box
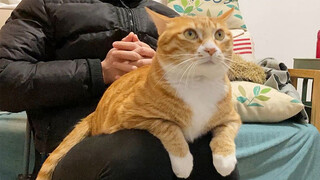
[167,77,228,142]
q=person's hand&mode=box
[113,32,155,67]
[101,32,155,84]
[101,32,139,84]
[101,47,137,84]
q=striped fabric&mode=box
[231,29,256,62]
[233,38,253,55]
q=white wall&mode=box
[239,0,320,68]
[0,0,20,9]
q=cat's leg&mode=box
[210,120,241,177]
[134,120,193,179]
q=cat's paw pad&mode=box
[212,153,237,177]
[169,151,193,179]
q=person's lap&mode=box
[52,130,239,180]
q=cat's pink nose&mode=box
[205,48,216,56]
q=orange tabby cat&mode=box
[36,8,241,180]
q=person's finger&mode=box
[133,34,139,42]
[129,58,153,67]
[115,75,122,80]
[112,61,138,72]
[134,47,155,58]
[122,32,135,42]
[112,50,142,61]
[136,41,151,48]
[113,41,140,51]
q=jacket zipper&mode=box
[127,8,136,33]
[119,0,136,33]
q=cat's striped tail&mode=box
[36,113,94,180]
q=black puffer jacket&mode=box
[0,0,177,153]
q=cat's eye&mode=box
[183,29,198,40]
[214,29,225,41]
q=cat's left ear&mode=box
[145,7,170,35]
[217,8,234,21]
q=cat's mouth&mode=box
[201,60,215,65]
[197,54,224,65]
[198,57,221,65]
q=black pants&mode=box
[52,130,239,180]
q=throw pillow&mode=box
[231,81,304,123]
[167,0,247,30]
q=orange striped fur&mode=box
[36,8,241,180]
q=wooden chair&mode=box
[289,69,320,132]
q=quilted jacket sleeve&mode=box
[0,0,105,112]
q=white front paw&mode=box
[212,153,237,177]
[169,151,193,179]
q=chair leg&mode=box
[30,150,48,180]
[18,121,32,180]
[23,121,31,176]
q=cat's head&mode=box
[146,8,234,80]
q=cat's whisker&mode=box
[172,62,191,97]
[158,57,195,74]
[224,58,244,66]
[221,61,236,74]
[221,61,245,81]
[186,62,198,88]
[191,60,198,82]
[224,58,249,68]
[181,61,196,88]
[184,56,213,88]
[163,57,198,73]
[175,56,210,87]
[185,62,194,88]
[224,60,246,67]
[154,57,198,87]
[157,55,207,89]
[223,57,236,61]
[155,54,197,61]
[221,58,239,69]
[156,53,196,57]
[178,61,194,87]
[221,61,238,76]
[153,55,198,74]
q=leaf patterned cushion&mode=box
[167,0,247,30]
[231,81,304,123]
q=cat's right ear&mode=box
[217,8,234,22]
[145,7,170,35]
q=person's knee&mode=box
[98,130,175,180]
